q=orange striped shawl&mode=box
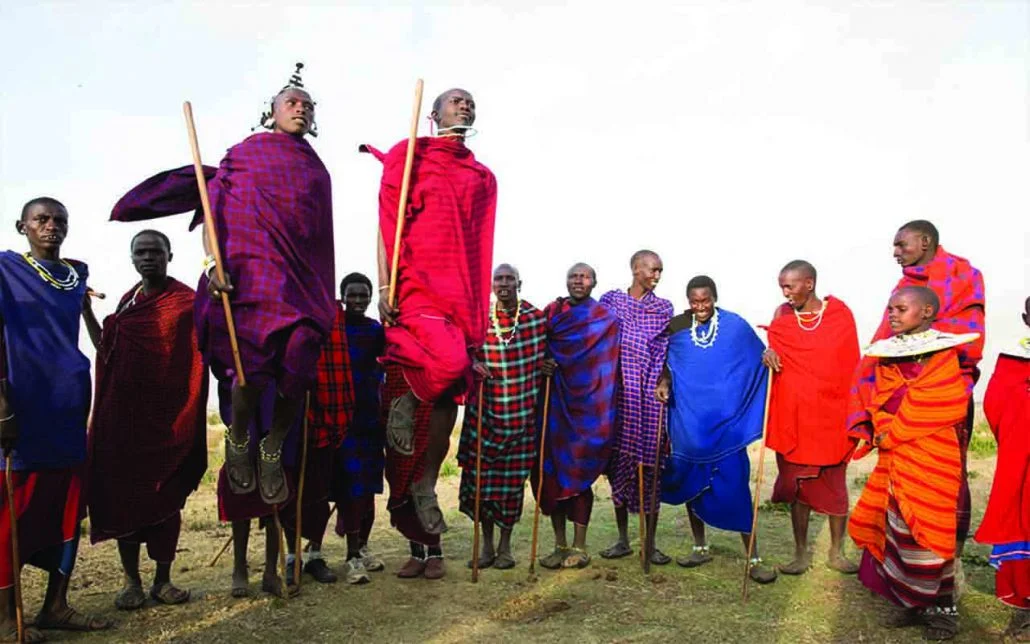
[848,349,968,561]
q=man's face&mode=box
[344,282,371,316]
[272,88,315,136]
[18,203,68,253]
[566,265,595,300]
[1022,297,1029,329]
[893,229,930,267]
[632,254,663,292]
[887,292,932,335]
[131,233,170,280]
[688,287,716,323]
[778,270,813,310]
[492,267,519,303]
[434,90,476,131]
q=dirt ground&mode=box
[15,418,1012,643]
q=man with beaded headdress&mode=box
[655,275,777,584]
[362,88,496,580]
[0,197,112,639]
[110,63,336,596]
[760,260,861,576]
[456,263,547,571]
[596,250,673,565]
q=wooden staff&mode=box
[742,369,775,602]
[4,457,23,644]
[209,532,232,567]
[183,101,246,386]
[293,392,311,586]
[644,405,665,574]
[386,79,425,310]
[471,379,485,583]
[527,378,551,576]
[637,462,646,571]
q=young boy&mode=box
[848,286,979,641]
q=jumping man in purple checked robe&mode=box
[598,250,674,565]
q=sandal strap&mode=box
[258,436,282,462]
[225,426,249,451]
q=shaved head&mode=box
[568,262,596,281]
[630,249,660,269]
[780,259,817,282]
[893,286,941,317]
[493,263,520,280]
[898,220,940,247]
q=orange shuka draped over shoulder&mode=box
[848,349,968,561]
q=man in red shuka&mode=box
[364,88,497,579]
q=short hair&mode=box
[894,286,940,317]
[780,259,817,282]
[686,275,718,300]
[899,220,939,247]
[630,249,659,269]
[432,88,472,114]
[130,229,171,253]
[493,263,520,281]
[20,196,66,221]
[339,272,373,297]
[568,262,597,281]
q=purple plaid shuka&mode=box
[599,289,673,513]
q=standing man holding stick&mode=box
[1,197,112,641]
[363,87,497,580]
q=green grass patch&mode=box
[968,420,997,457]
[439,459,460,478]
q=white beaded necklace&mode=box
[490,300,521,347]
[690,308,719,349]
[22,252,80,291]
[793,298,827,332]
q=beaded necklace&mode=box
[491,300,521,347]
[690,308,719,349]
[22,252,80,291]
[793,298,827,332]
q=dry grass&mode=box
[18,423,1010,643]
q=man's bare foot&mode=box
[225,430,256,494]
[676,545,712,568]
[1004,609,1030,641]
[826,552,859,574]
[748,558,778,584]
[778,554,812,575]
[231,567,249,598]
[386,392,417,455]
[257,436,288,505]
[0,623,46,643]
[34,607,112,632]
[599,541,632,559]
[260,574,298,598]
[466,549,496,570]
[493,551,516,570]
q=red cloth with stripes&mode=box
[367,137,497,403]
[306,304,355,449]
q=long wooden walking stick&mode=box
[183,101,246,386]
[644,405,665,574]
[5,457,24,644]
[527,378,551,576]
[386,79,425,310]
[742,369,775,602]
[637,462,646,571]
[471,379,486,583]
[293,392,311,586]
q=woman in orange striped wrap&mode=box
[848,286,978,642]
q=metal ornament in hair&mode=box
[253,62,318,136]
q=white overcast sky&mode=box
[1,1,1027,398]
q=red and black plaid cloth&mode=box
[307,305,355,449]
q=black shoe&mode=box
[303,558,338,584]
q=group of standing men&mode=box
[0,63,1026,644]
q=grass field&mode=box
[16,416,1009,643]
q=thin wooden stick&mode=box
[209,533,232,567]
[743,369,775,602]
[471,379,485,583]
[294,392,310,587]
[273,506,288,599]
[645,405,665,574]
[637,461,646,571]
[183,101,246,386]
[386,80,425,309]
[5,457,24,644]
[528,378,551,575]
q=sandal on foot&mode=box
[114,582,146,610]
[651,548,671,566]
[466,552,496,570]
[260,575,299,598]
[150,582,190,605]
[923,607,959,641]
[562,548,591,569]
[224,428,256,494]
[747,558,778,584]
[1004,609,1030,640]
[410,480,447,535]
[599,541,633,559]
[257,437,288,505]
[883,607,925,629]
[231,568,250,598]
[539,547,570,570]
[397,557,426,579]
[677,545,713,568]
[34,608,112,632]
[778,557,812,575]
[826,554,859,574]
[493,552,516,570]
[0,625,46,643]
[386,395,417,456]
